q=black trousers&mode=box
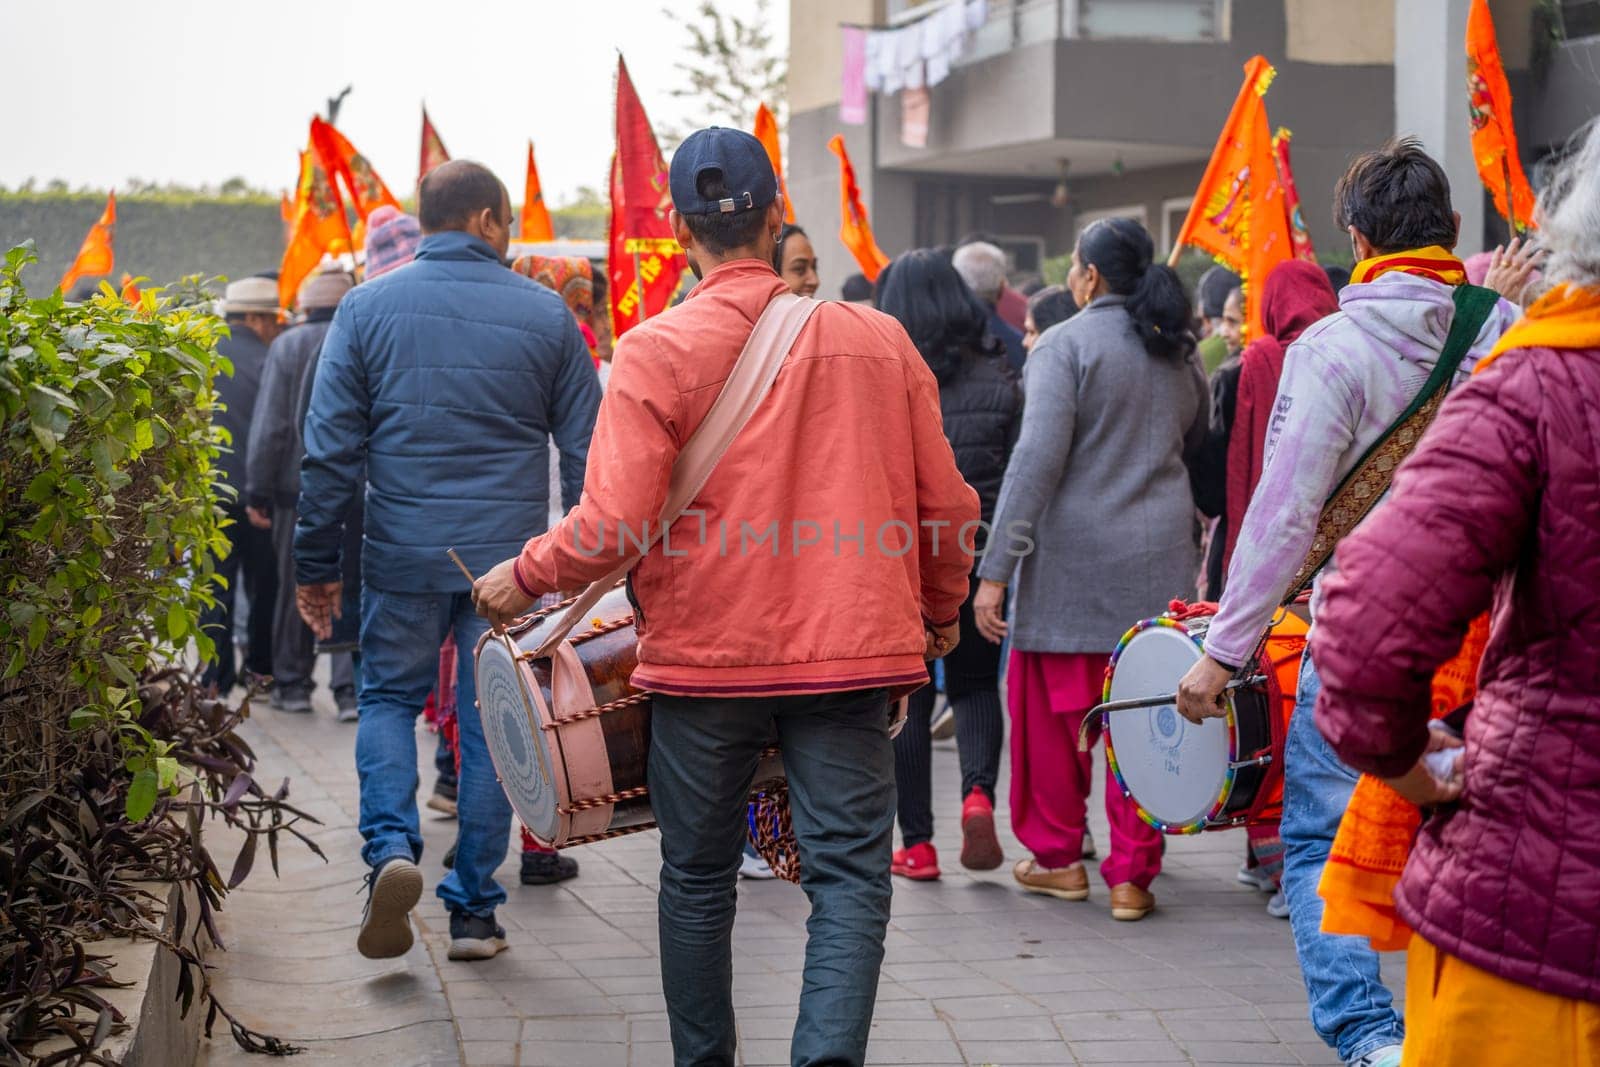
[650,687,894,1067]
[892,575,1005,848]
[199,503,276,692]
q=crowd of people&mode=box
[196,117,1600,1067]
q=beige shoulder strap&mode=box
[534,292,820,657]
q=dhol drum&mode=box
[475,585,786,849]
[1098,605,1306,834]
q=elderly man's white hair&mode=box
[1539,118,1600,290]
[952,241,1008,304]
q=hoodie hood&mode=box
[1334,272,1506,373]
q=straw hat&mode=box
[221,276,280,315]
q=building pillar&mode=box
[1393,0,1485,254]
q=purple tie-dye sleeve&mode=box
[1202,340,1360,667]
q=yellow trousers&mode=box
[1403,934,1600,1066]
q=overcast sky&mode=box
[3,0,787,205]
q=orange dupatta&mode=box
[1317,618,1487,950]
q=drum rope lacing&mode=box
[543,691,652,728]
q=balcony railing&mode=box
[888,0,1228,51]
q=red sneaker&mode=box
[891,841,941,881]
[960,787,1003,871]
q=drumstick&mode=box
[447,547,476,583]
[448,547,507,636]
[1076,676,1267,752]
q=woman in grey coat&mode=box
[974,217,1207,920]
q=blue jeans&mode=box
[650,688,896,1067]
[1280,651,1403,1062]
[356,588,510,918]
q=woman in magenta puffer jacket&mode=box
[1313,121,1600,1067]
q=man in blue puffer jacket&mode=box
[294,160,601,963]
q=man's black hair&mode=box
[840,273,874,302]
[1334,137,1457,254]
[681,169,768,254]
[418,160,507,233]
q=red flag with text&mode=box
[521,141,555,242]
[1170,56,1292,339]
[609,57,686,336]
[827,135,888,281]
[419,107,451,180]
[60,191,116,294]
[311,117,401,221]
[753,103,796,223]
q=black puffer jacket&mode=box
[937,347,1022,527]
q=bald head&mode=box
[419,160,512,255]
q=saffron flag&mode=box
[1466,0,1537,231]
[310,116,401,222]
[752,103,796,223]
[279,139,353,310]
[1169,56,1292,340]
[520,141,555,242]
[827,135,888,282]
[419,106,451,180]
[609,57,686,337]
[1272,128,1317,262]
[59,191,116,294]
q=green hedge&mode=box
[0,194,285,295]
[1,192,609,294]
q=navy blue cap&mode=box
[669,127,778,216]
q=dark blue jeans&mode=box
[356,587,509,917]
[650,688,896,1067]
[1280,651,1403,1061]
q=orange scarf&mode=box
[1349,245,1467,287]
[1319,617,1489,949]
[1479,283,1600,373]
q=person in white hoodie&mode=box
[1175,139,1520,1067]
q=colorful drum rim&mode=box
[1100,615,1240,835]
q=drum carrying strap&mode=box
[1279,283,1499,604]
[533,292,822,658]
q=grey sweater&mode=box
[977,295,1208,653]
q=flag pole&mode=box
[1502,154,1521,236]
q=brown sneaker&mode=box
[1109,882,1155,921]
[1012,859,1089,901]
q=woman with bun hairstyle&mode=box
[973,216,1208,920]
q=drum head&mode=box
[477,634,561,843]
[1105,625,1232,830]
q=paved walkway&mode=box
[199,685,1402,1067]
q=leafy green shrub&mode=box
[1,243,228,820]
[0,243,318,1063]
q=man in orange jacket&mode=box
[473,126,977,1067]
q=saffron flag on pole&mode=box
[310,116,401,221]
[1272,128,1317,262]
[419,106,451,180]
[279,139,352,310]
[609,56,686,337]
[1169,55,1291,340]
[752,103,796,223]
[1466,0,1536,231]
[59,191,116,294]
[520,141,555,242]
[827,135,888,282]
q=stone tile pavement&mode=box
[199,686,1404,1067]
